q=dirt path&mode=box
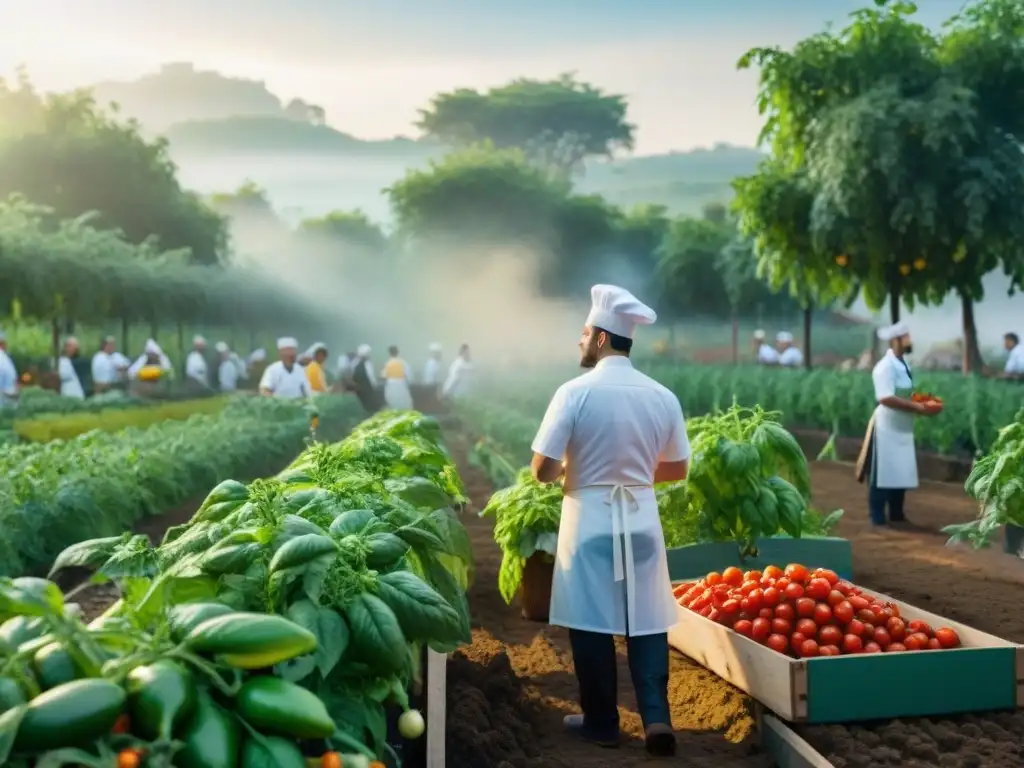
[443,429,771,768]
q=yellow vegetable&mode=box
[137,365,163,382]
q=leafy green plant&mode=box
[944,408,1024,548]
[479,466,562,604]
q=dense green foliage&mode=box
[0,396,361,577]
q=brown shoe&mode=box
[563,714,619,748]
[645,722,676,757]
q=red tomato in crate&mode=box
[827,590,846,607]
[762,587,781,607]
[733,620,753,638]
[873,627,891,647]
[763,565,784,580]
[706,572,723,586]
[846,619,866,637]
[886,617,906,642]
[799,639,819,658]
[842,634,864,654]
[796,618,818,637]
[812,569,840,586]
[790,632,808,652]
[758,608,774,620]
[813,603,833,625]
[722,567,744,586]
[699,605,714,618]
[775,577,792,592]
[833,601,855,625]
[805,578,831,601]
[934,628,961,648]
[721,599,740,615]
[772,618,792,635]
[744,570,763,583]
[818,626,843,647]
[774,603,795,621]
[795,598,816,618]
[818,645,841,657]
[766,634,789,654]
[927,638,942,650]
[849,595,871,612]
[752,618,771,642]
[863,642,882,654]
[785,564,810,583]
[708,608,721,622]
[857,608,876,624]
[886,643,907,653]
[904,632,929,651]
[907,620,934,637]
[785,583,805,601]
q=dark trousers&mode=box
[866,432,906,524]
[568,628,671,740]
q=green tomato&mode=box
[398,708,425,739]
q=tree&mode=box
[416,74,635,173]
[738,0,1024,373]
[0,74,228,265]
[297,210,388,254]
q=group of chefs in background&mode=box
[0,329,473,411]
[751,329,804,367]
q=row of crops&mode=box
[489,363,1023,456]
[0,396,365,577]
[0,409,472,767]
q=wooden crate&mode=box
[668,585,1024,723]
[666,536,853,582]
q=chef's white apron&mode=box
[871,383,918,489]
[383,379,414,410]
[550,484,677,637]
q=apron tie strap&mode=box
[606,484,640,630]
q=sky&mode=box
[0,0,967,155]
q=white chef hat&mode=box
[193,335,206,346]
[877,321,910,341]
[277,337,298,350]
[753,329,766,341]
[357,344,371,356]
[776,331,794,343]
[429,342,442,353]
[144,339,162,355]
[249,349,266,363]
[306,342,327,356]
[585,284,656,339]
[215,341,229,353]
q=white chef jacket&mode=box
[779,346,804,367]
[423,357,441,386]
[1005,344,1024,375]
[185,350,208,386]
[870,349,918,489]
[441,357,474,400]
[757,344,779,364]
[259,361,310,399]
[0,350,18,405]
[58,356,85,399]
[91,351,118,387]
[336,355,356,380]
[219,359,239,392]
[532,356,691,491]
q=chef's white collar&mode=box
[595,356,633,369]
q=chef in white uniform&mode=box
[216,342,239,392]
[185,335,210,392]
[441,344,475,401]
[91,337,122,393]
[529,284,690,757]
[753,329,779,364]
[128,339,172,380]
[1000,332,1024,379]
[856,322,941,527]
[422,343,443,388]
[0,330,19,408]
[776,331,803,367]
[259,337,310,399]
[57,337,85,399]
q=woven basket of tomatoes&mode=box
[668,563,1020,722]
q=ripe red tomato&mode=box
[785,583,805,601]
[863,642,881,654]
[857,608,876,624]
[761,587,781,607]
[826,589,846,607]
[774,603,795,621]
[907,620,933,637]
[721,599,740,615]
[849,595,871,611]
[706,572,723,586]
[805,578,831,601]
[796,618,818,636]
[699,605,714,617]
[775,577,792,592]
[799,639,819,658]
[766,634,789,654]
[835,580,855,595]
[886,617,906,642]
[818,625,843,646]
[818,644,841,657]
[813,603,833,625]
[842,634,863,654]
[784,564,809,584]
[733,619,753,637]
[904,632,929,651]
[739,581,760,595]
[873,627,891,647]
[934,628,961,648]
[722,567,744,586]
[833,601,854,624]
[763,565,784,580]
[927,638,942,650]
[887,602,901,618]
[772,618,792,635]
[846,619,865,637]
[795,597,816,618]
[744,589,764,611]
[813,569,839,586]
[758,608,774,620]
[708,608,722,622]
[885,642,907,653]
[744,570,763,583]
[790,632,808,652]
[752,618,771,641]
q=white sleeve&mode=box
[1005,347,1024,374]
[0,356,17,395]
[872,361,896,401]
[441,360,460,396]
[259,364,277,392]
[90,355,106,384]
[127,356,145,380]
[660,397,691,462]
[58,358,74,384]
[531,385,575,460]
[185,352,205,379]
[219,361,238,389]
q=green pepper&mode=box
[168,602,235,642]
[185,613,316,669]
[242,734,306,768]
[176,688,240,768]
[0,676,26,714]
[0,615,45,649]
[236,676,335,739]
[126,659,197,741]
[33,642,79,689]
[14,678,125,752]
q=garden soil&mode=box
[446,430,1024,768]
